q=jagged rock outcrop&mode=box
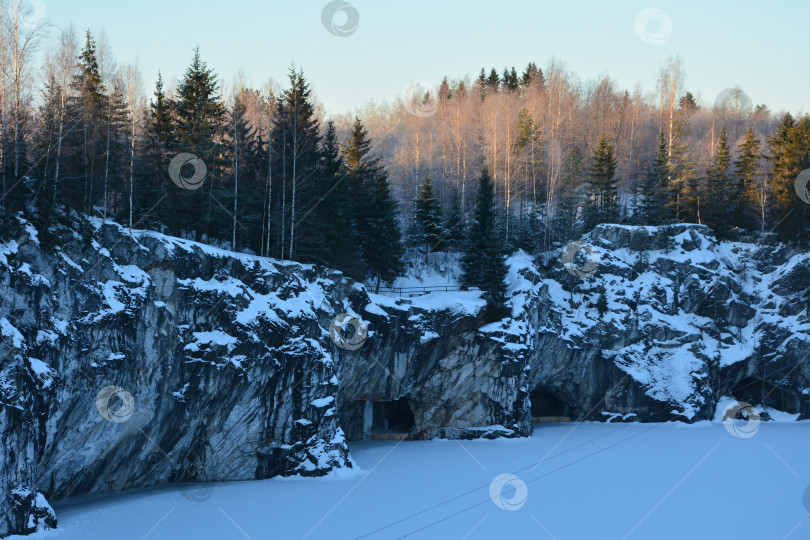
[0,216,525,537]
[518,224,810,423]
[1,217,355,536]
[1,216,808,537]
[338,290,531,440]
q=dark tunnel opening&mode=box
[731,377,798,414]
[366,397,415,434]
[530,388,571,420]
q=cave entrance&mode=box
[530,388,571,422]
[731,377,797,414]
[363,397,415,439]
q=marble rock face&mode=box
[1,218,808,537]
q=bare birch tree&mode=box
[52,26,76,206]
[6,0,44,181]
[123,61,142,228]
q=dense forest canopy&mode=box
[1,0,809,305]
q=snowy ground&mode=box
[388,250,463,290]
[15,421,810,540]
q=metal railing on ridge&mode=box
[374,285,482,296]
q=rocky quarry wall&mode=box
[1,216,808,536]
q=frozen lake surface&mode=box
[16,421,810,540]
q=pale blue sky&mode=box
[42,0,809,115]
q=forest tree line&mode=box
[0,0,809,300]
[353,59,809,249]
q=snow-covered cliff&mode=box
[1,217,354,536]
[510,224,810,423]
[0,216,524,537]
[1,216,809,537]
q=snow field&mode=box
[17,421,810,540]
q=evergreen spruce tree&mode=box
[657,224,677,252]
[669,116,698,223]
[639,135,670,225]
[316,121,364,278]
[77,30,105,208]
[791,116,810,242]
[475,68,488,101]
[521,62,544,90]
[486,68,500,92]
[679,92,698,112]
[682,175,703,224]
[101,78,130,222]
[584,134,618,229]
[63,30,106,214]
[732,126,761,231]
[413,176,444,260]
[443,187,465,251]
[342,117,404,290]
[225,90,261,251]
[173,47,225,240]
[269,67,322,260]
[142,73,176,230]
[767,113,796,231]
[552,150,586,244]
[767,113,810,242]
[705,127,732,237]
[462,167,508,320]
[502,66,519,92]
[31,69,62,220]
[516,108,543,205]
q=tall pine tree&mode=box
[639,134,670,225]
[342,117,404,290]
[62,30,106,214]
[142,73,175,230]
[462,167,508,320]
[443,187,465,250]
[732,126,761,231]
[315,121,364,278]
[225,88,262,251]
[705,127,732,237]
[584,134,618,229]
[269,67,321,261]
[413,176,444,260]
[669,116,698,223]
[768,114,810,242]
[173,47,225,240]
